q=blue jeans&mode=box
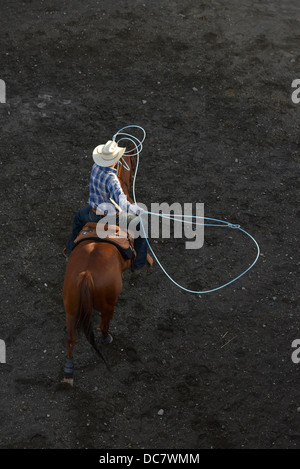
[65,205,148,270]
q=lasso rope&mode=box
[113,125,260,294]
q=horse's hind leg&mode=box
[100,305,114,344]
[63,313,77,384]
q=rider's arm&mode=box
[108,174,143,215]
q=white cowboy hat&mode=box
[92,140,126,167]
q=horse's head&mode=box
[117,144,137,204]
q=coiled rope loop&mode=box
[113,125,260,294]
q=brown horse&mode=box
[62,147,142,385]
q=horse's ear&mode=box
[126,143,136,156]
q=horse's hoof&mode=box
[62,377,74,387]
[101,333,113,345]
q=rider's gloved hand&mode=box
[129,204,144,216]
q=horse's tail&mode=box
[78,271,111,371]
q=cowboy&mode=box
[64,140,148,270]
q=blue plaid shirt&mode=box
[89,164,132,213]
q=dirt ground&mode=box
[0,0,300,450]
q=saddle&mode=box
[73,222,136,261]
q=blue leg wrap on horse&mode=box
[64,357,74,377]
